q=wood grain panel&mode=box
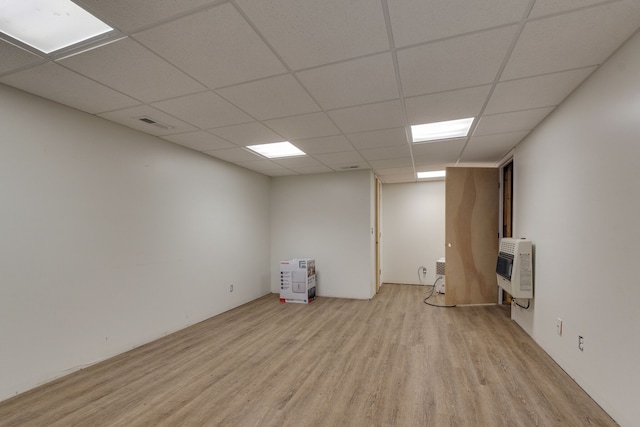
[445,167,499,305]
[0,285,616,426]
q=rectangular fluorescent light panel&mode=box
[417,170,446,179]
[411,117,474,143]
[0,0,113,54]
[246,142,306,159]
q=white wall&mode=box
[381,181,445,285]
[270,170,375,299]
[0,84,272,402]
[512,31,640,427]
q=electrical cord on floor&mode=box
[513,298,531,309]
[422,275,456,308]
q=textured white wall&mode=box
[0,84,271,402]
[512,31,640,427]
[381,181,445,285]
[270,170,375,299]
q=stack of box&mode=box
[279,259,316,304]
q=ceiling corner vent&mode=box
[137,116,173,130]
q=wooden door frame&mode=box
[375,177,381,293]
[501,160,513,239]
[498,158,514,304]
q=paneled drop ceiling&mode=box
[1,0,639,183]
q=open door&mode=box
[445,167,499,305]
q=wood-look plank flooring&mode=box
[0,284,616,426]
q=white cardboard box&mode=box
[280,259,316,304]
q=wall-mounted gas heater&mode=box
[496,238,533,299]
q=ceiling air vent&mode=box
[340,165,359,170]
[137,116,173,130]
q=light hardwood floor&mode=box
[0,284,616,426]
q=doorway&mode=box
[502,161,513,239]
[375,176,381,293]
[500,160,514,304]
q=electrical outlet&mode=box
[422,267,427,275]
[229,284,233,292]
[578,335,584,351]
[557,318,563,336]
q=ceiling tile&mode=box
[330,163,371,172]
[234,159,286,172]
[59,38,205,103]
[368,157,414,169]
[152,91,253,129]
[474,107,555,136]
[397,26,517,96]
[217,74,320,120]
[413,155,459,167]
[359,145,411,161]
[412,138,466,164]
[460,131,529,162]
[296,53,399,110]
[347,128,408,150]
[264,112,340,141]
[291,136,354,155]
[1,62,140,114]
[204,147,262,162]
[380,173,417,183]
[234,0,389,70]
[375,166,415,176]
[0,40,43,74]
[388,0,530,48]
[412,138,466,156]
[502,2,640,79]
[290,165,334,175]
[162,131,236,151]
[209,122,283,146]
[262,169,298,177]
[75,0,223,33]
[405,85,491,125]
[529,0,612,18]
[328,100,404,134]
[486,67,596,114]
[98,105,198,136]
[313,150,366,166]
[134,3,286,89]
[273,156,326,169]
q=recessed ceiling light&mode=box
[411,117,474,143]
[0,0,113,54]
[246,142,306,159]
[417,170,446,179]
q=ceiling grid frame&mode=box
[1,0,639,181]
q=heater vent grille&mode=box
[500,240,516,255]
[137,116,173,130]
